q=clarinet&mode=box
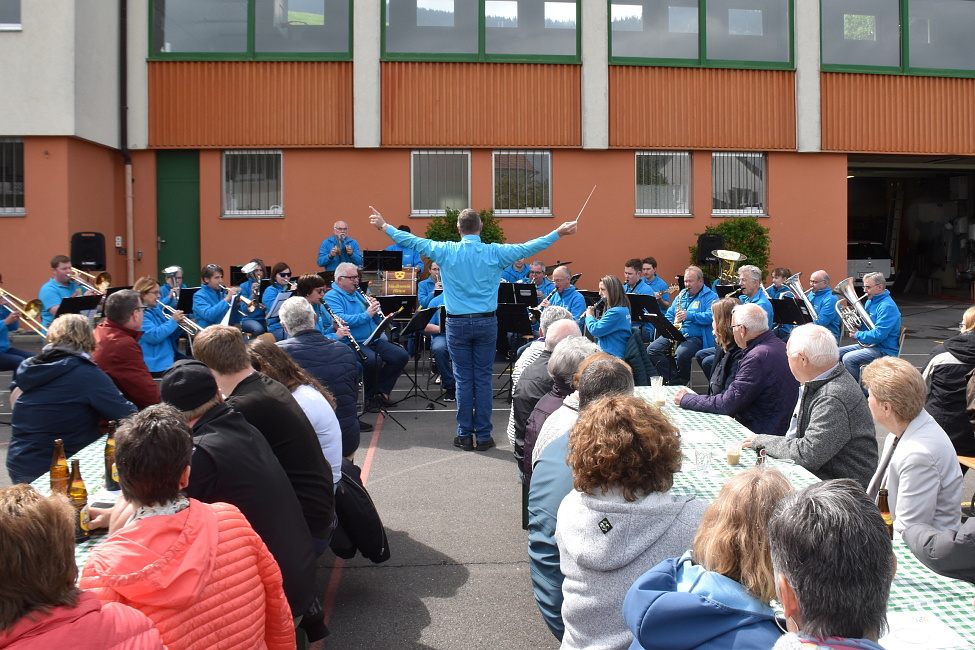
[356,287,384,326]
[529,286,560,321]
[321,301,368,362]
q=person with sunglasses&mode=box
[261,263,294,341]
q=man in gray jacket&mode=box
[742,324,878,488]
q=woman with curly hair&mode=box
[623,467,793,649]
[555,395,707,650]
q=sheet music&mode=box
[362,311,399,347]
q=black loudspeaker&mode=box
[696,233,725,266]
[70,232,106,272]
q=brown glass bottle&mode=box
[754,445,767,466]
[104,421,120,491]
[878,488,893,539]
[49,439,69,495]
[69,459,90,542]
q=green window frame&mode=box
[382,0,581,63]
[822,0,975,78]
[609,0,794,70]
[148,0,353,61]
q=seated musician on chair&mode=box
[808,269,842,342]
[134,276,189,377]
[646,265,717,386]
[423,291,455,402]
[540,266,586,320]
[838,271,902,385]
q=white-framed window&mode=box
[712,152,766,215]
[493,150,551,215]
[0,137,25,216]
[0,0,20,30]
[411,149,471,216]
[635,151,691,215]
[222,150,283,218]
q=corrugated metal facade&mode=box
[148,61,354,148]
[381,62,581,147]
[823,73,975,154]
[608,67,797,151]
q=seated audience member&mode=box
[557,395,706,650]
[694,297,743,391]
[192,325,335,555]
[506,306,572,448]
[742,324,878,488]
[423,290,455,402]
[529,347,593,468]
[522,336,599,487]
[79,405,295,650]
[8,314,135,484]
[676,303,799,436]
[527,355,634,641]
[93,289,161,408]
[904,517,975,585]
[922,305,975,457]
[768,479,894,650]
[583,275,631,358]
[134,276,187,376]
[863,356,962,536]
[247,338,343,488]
[157,360,319,627]
[278,296,364,456]
[511,319,581,464]
[624,467,793,649]
[0,485,163,649]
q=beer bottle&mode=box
[754,445,767,466]
[104,421,120,491]
[69,459,90,542]
[49,439,69,495]
[878,488,893,539]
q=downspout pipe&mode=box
[119,0,135,284]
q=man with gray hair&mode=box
[93,288,161,409]
[838,271,902,384]
[676,303,798,436]
[522,336,600,486]
[808,269,841,342]
[737,264,773,328]
[742,323,878,487]
[768,479,893,649]
[510,319,581,457]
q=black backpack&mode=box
[329,459,391,563]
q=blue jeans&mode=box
[446,315,497,440]
[0,347,33,375]
[695,347,716,380]
[361,338,409,398]
[430,335,455,390]
[839,344,886,385]
[647,336,703,385]
[240,318,267,337]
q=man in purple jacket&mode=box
[674,303,799,436]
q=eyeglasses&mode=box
[810,279,826,285]
[340,275,360,281]
[728,324,745,331]
[278,272,291,277]
[863,284,876,290]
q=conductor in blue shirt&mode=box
[370,207,578,452]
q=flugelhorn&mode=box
[71,267,111,294]
[835,277,876,347]
[0,287,47,336]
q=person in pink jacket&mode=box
[0,484,163,650]
[79,404,295,650]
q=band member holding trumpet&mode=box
[418,261,443,308]
[317,220,363,271]
[584,276,631,358]
[261,262,294,341]
[38,255,91,328]
[838,272,902,385]
[134,276,191,376]
[647,266,718,385]
[193,264,240,329]
[808,270,842,342]
[238,259,268,337]
[326,262,408,410]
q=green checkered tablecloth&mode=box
[644,386,975,648]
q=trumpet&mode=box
[159,302,204,337]
[0,287,47,336]
[71,267,111,294]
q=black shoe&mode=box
[364,398,381,413]
[443,389,456,402]
[474,437,496,452]
[453,435,474,451]
[358,420,374,432]
[376,394,397,408]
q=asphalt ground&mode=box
[1,292,973,649]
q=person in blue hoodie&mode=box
[624,467,792,650]
[838,272,901,385]
[584,275,631,358]
[8,314,135,484]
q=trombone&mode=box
[0,287,47,336]
[71,267,111,294]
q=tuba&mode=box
[835,277,876,347]
[783,272,818,322]
[712,250,747,285]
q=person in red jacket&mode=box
[93,289,160,409]
[79,404,295,650]
[0,484,163,649]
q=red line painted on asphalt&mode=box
[322,413,384,625]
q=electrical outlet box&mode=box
[119,248,127,255]
[115,236,123,247]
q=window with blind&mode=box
[493,150,552,215]
[222,150,283,218]
[0,0,20,30]
[0,138,25,216]
[712,152,766,215]
[411,150,471,216]
[636,151,691,215]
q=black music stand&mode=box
[513,285,538,307]
[377,295,417,344]
[579,290,600,306]
[316,272,334,288]
[715,284,738,298]
[363,251,402,273]
[104,286,133,297]
[644,314,686,383]
[55,295,101,321]
[627,294,661,321]
[393,307,442,407]
[497,282,516,304]
[265,291,294,321]
[495,304,534,401]
[570,273,582,286]
[175,287,199,314]
[772,296,813,327]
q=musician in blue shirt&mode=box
[238,258,268,337]
[642,257,672,310]
[424,292,455,401]
[191,264,239,329]
[584,276,631,358]
[159,265,187,310]
[541,266,586,320]
[766,267,795,341]
[647,266,718,385]
[838,272,901,384]
[502,259,531,283]
[808,270,841,342]
[418,262,442,308]
[384,225,425,273]
[317,220,364,271]
[624,258,655,341]
[38,255,86,328]
[528,261,555,299]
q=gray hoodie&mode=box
[556,489,707,650]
